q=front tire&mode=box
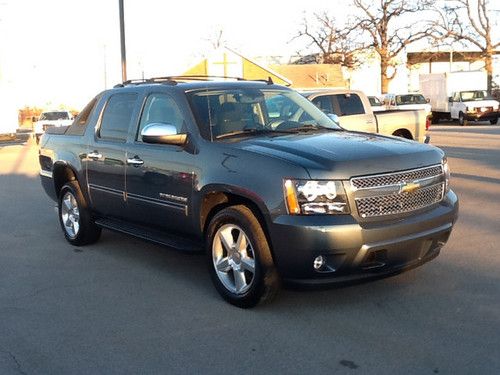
[206,205,280,308]
[490,119,498,125]
[58,181,101,246]
[458,112,467,126]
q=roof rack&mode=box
[114,75,276,88]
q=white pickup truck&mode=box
[302,89,430,143]
[34,110,74,143]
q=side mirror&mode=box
[448,97,453,103]
[327,113,340,125]
[141,123,187,146]
[426,98,430,103]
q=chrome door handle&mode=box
[87,151,102,160]
[126,157,144,166]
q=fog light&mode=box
[313,255,326,270]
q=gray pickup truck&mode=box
[39,77,459,307]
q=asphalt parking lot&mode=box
[1,124,499,374]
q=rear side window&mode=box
[99,93,138,141]
[66,97,98,136]
[333,94,364,116]
[75,97,97,126]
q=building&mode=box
[183,47,346,89]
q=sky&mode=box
[0,0,350,109]
[1,1,497,110]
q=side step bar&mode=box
[95,218,203,252]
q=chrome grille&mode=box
[351,164,445,218]
[356,183,444,218]
[351,165,443,190]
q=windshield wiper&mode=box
[288,124,340,132]
[215,128,294,140]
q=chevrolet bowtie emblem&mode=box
[400,182,421,193]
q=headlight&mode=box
[284,179,350,215]
[442,158,450,193]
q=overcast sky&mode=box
[0,0,351,109]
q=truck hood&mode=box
[462,99,499,108]
[234,131,444,179]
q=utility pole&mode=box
[119,0,127,82]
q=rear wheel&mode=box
[392,130,412,140]
[206,205,279,308]
[58,181,101,246]
[490,119,498,125]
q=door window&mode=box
[137,93,185,141]
[312,96,334,114]
[332,94,365,116]
[98,93,138,141]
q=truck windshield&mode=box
[460,90,493,101]
[39,112,69,121]
[188,88,341,140]
[395,94,427,105]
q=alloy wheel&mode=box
[61,191,80,239]
[212,224,256,295]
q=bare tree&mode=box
[204,27,226,50]
[353,0,434,93]
[429,0,500,91]
[294,12,365,69]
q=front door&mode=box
[124,92,195,234]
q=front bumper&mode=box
[465,110,499,121]
[268,190,458,286]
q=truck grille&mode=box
[351,165,443,190]
[356,183,444,218]
[351,165,445,218]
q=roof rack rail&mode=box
[113,75,280,88]
[114,75,250,88]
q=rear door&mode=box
[123,92,195,234]
[86,92,139,219]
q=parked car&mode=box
[384,93,432,116]
[302,89,430,143]
[419,71,500,125]
[39,77,458,307]
[368,96,386,112]
[34,110,74,143]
